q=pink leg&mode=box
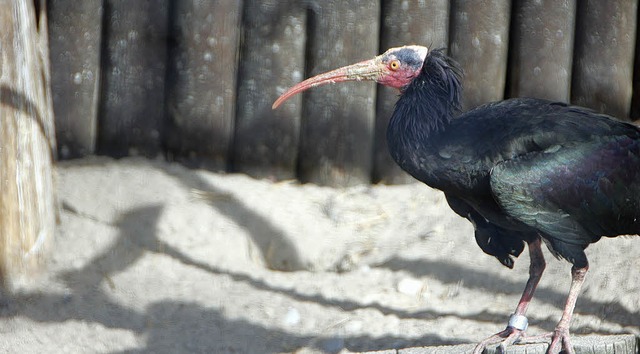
[473,238,546,354]
[527,264,588,354]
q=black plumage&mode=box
[273,45,640,354]
[387,49,640,269]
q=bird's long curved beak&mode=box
[272,56,385,109]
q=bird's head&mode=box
[272,45,429,109]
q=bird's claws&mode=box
[500,328,574,354]
[472,326,525,354]
[546,328,574,354]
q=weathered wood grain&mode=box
[508,0,576,102]
[48,0,102,158]
[234,0,305,180]
[357,334,637,354]
[0,0,56,289]
[298,1,380,186]
[98,0,169,157]
[165,0,242,171]
[449,0,510,111]
[631,24,640,121]
[375,0,450,184]
[572,0,637,120]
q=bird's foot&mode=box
[547,328,573,354]
[472,326,526,354]
[519,327,574,354]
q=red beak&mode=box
[272,56,387,109]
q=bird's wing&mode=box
[490,133,640,266]
[445,194,528,268]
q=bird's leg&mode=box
[523,264,588,354]
[472,237,546,354]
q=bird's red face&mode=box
[273,45,428,109]
[376,45,428,89]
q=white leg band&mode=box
[508,314,528,331]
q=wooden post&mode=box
[0,0,56,290]
[374,0,450,184]
[165,0,242,171]
[483,334,637,354]
[508,0,576,102]
[98,0,169,157]
[48,0,103,159]
[298,1,380,186]
[356,334,637,354]
[234,0,305,181]
[572,0,637,120]
[631,22,640,121]
[449,0,510,111]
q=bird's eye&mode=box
[389,60,400,71]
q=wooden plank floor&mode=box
[358,335,637,354]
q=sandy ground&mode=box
[0,157,638,353]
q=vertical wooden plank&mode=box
[98,0,169,157]
[572,0,637,120]
[234,0,305,180]
[35,0,56,153]
[165,0,242,171]
[508,0,575,102]
[630,3,640,122]
[0,0,56,289]
[374,0,449,184]
[299,1,380,186]
[48,0,102,159]
[449,0,510,111]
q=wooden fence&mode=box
[48,0,640,186]
[0,0,55,289]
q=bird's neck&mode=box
[386,94,452,180]
[386,50,463,183]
